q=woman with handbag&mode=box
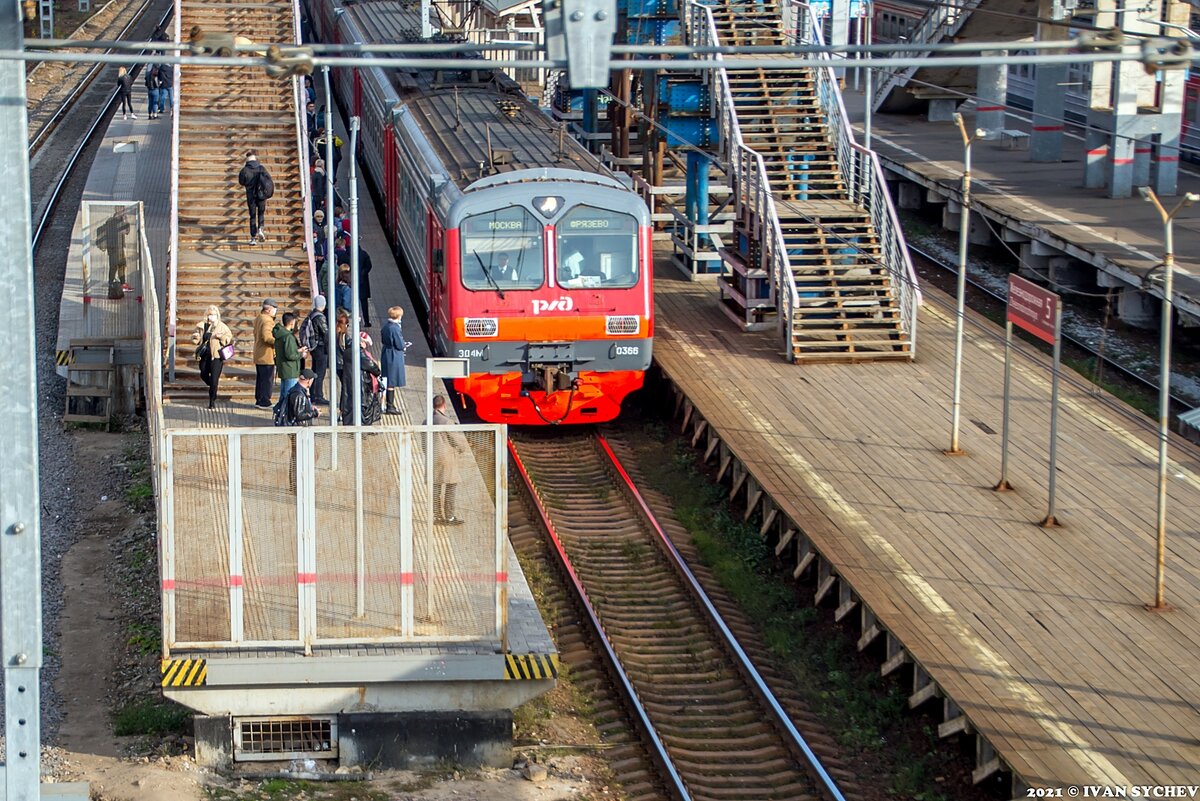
[192,305,234,409]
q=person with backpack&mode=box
[277,369,320,427]
[144,64,161,119]
[300,295,330,405]
[237,151,274,245]
[273,311,309,417]
[116,66,136,120]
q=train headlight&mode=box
[534,195,562,218]
[464,318,499,337]
[605,315,639,336]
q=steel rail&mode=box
[593,433,848,801]
[30,4,174,254]
[507,437,693,801]
[27,0,157,157]
[909,243,1199,429]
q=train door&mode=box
[427,211,446,355]
[384,125,398,236]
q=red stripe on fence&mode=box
[161,579,175,590]
[229,575,243,588]
[1135,148,1152,154]
[1032,125,1063,132]
[1159,156,1180,162]
[1087,147,1108,156]
[977,105,1005,112]
[297,572,317,584]
[496,571,508,583]
[1112,158,1134,165]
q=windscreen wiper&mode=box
[473,250,505,300]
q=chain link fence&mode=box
[81,201,145,338]
[161,426,507,653]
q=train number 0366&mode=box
[615,346,639,356]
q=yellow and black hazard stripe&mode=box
[161,657,207,687]
[55,350,72,366]
[504,653,559,680]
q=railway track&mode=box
[29,1,172,252]
[509,431,851,801]
[908,244,1197,419]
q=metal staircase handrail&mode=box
[167,0,182,381]
[291,0,318,296]
[795,0,921,351]
[869,0,985,110]
[685,0,799,340]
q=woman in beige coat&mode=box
[192,305,234,409]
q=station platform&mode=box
[842,90,1200,323]
[53,65,558,768]
[652,260,1200,791]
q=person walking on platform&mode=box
[335,267,352,315]
[144,64,161,119]
[252,299,278,409]
[300,296,330,406]
[311,159,329,209]
[237,151,273,245]
[428,394,467,526]
[192,305,233,410]
[158,62,173,113]
[357,245,374,327]
[282,369,321,427]
[116,67,136,120]
[380,306,409,414]
[273,311,308,417]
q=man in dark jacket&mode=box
[237,151,271,245]
[357,245,374,326]
[301,296,330,405]
[158,62,174,113]
[272,312,308,415]
[285,369,321,426]
[144,64,161,119]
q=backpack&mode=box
[273,400,290,427]
[256,170,275,201]
[299,311,322,351]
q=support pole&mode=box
[1153,218,1174,607]
[323,67,338,443]
[349,116,362,426]
[1,4,45,797]
[863,7,872,150]
[994,320,1013,492]
[1039,302,1063,527]
[946,114,972,455]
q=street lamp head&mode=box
[952,112,963,125]
[1139,186,1152,201]
[975,128,988,139]
[1184,193,1200,206]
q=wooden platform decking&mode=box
[651,262,1200,789]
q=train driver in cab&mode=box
[497,254,520,283]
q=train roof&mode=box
[341,1,609,192]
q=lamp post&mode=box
[1138,186,1198,611]
[946,113,983,455]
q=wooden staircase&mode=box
[704,0,913,361]
[166,0,311,401]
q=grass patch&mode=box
[125,479,153,510]
[207,780,388,801]
[126,621,160,656]
[113,697,191,737]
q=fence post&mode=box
[228,434,245,643]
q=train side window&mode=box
[556,206,638,290]
[460,206,545,291]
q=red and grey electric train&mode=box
[308,0,654,425]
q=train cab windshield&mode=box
[461,206,544,291]
[556,206,638,290]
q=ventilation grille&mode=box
[606,315,639,336]
[234,716,338,762]
[464,318,498,338]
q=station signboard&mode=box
[1007,274,1060,344]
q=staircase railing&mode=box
[167,0,182,380]
[685,1,799,345]
[792,0,920,351]
[868,0,985,111]
[291,0,318,295]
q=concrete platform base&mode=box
[194,711,512,770]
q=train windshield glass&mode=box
[460,206,544,291]
[556,206,638,290]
